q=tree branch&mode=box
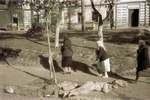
[90,0,103,26]
[102,0,114,22]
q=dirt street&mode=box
[0,29,150,100]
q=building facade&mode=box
[114,0,150,28]
[0,0,149,31]
[61,0,150,30]
[0,0,31,30]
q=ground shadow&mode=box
[72,44,95,50]
[109,72,134,82]
[72,60,97,76]
[8,66,50,84]
[116,92,142,100]
[63,29,150,45]
[26,38,47,46]
[0,47,21,65]
[0,31,48,46]
[39,55,63,72]
[109,72,150,84]
[0,32,25,40]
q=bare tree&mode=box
[55,8,62,47]
[90,0,114,47]
[55,0,79,48]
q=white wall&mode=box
[115,4,128,28]
[115,0,150,28]
[23,3,31,30]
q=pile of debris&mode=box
[58,79,128,98]
[3,79,128,98]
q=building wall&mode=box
[0,0,31,30]
[23,4,31,30]
[61,3,108,30]
[61,0,150,30]
[115,3,128,28]
[115,0,150,28]
[0,10,11,28]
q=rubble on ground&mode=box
[58,80,128,98]
[4,86,15,94]
[112,79,128,88]
[67,81,112,97]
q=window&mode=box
[78,12,82,23]
[92,11,99,22]
[0,0,6,5]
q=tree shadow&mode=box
[38,55,63,72]
[8,66,50,83]
[72,60,97,76]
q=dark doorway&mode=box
[129,9,139,27]
[13,17,18,25]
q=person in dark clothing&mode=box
[96,40,110,78]
[136,40,150,81]
[61,36,73,73]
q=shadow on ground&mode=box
[62,29,150,45]
[109,72,150,84]
[0,47,21,65]
[8,66,51,84]
[0,33,24,40]
[39,55,97,76]
[117,92,142,100]
[39,55,63,72]
[72,60,97,76]
[109,72,135,82]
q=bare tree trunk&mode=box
[81,0,85,31]
[90,0,104,47]
[67,7,72,30]
[90,0,114,48]
[55,9,62,48]
[36,11,40,24]
[46,11,57,84]
[110,10,114,29]
[98,25,104,42]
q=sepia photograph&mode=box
[0,0,150,100]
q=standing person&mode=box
[61,35,73,73]
[136,40,150,81]
[96,40,110,78]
